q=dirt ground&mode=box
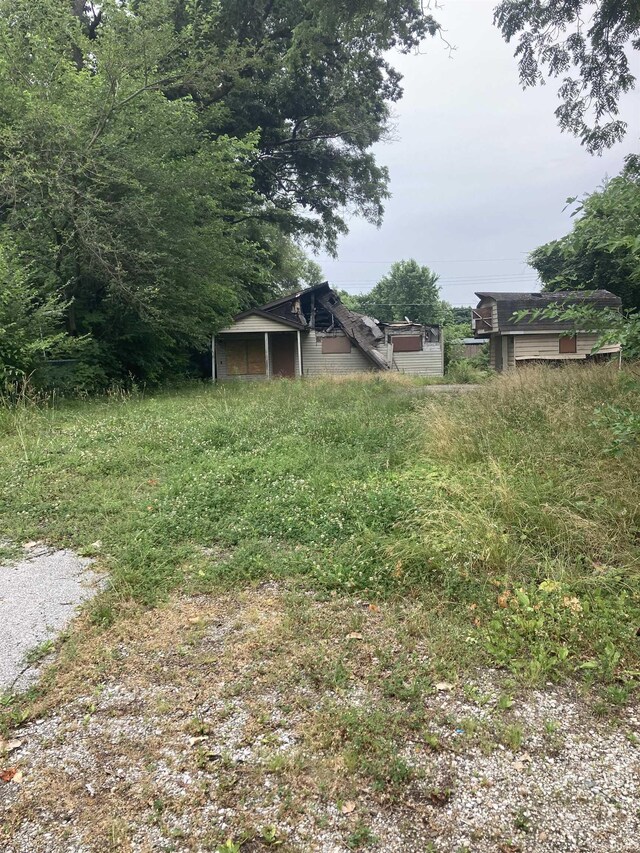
[1,585,639,853]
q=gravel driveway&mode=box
[1,586,638,852]
[0,545,100,694]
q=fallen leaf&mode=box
[6,739,23,753]
[435,682,454,692]
[90,540,102,550]
[1,768,18,782]
[189,736,208,745]
[346,632,363,641]
[23,541,38,550]
[12,770,23,784]
[368,604,380,613]
[341,801,356,814]
[512,760,525,771]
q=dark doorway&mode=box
[271,333,296,378]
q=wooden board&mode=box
[392,335,421,352]
[226,339,265,375]
[271,334,296,377]
[321,336,351,354]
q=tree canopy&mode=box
[494,1,639,153]
[529,156,640,313]
[0,0,440,388]
[353,259,445,325]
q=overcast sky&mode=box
[314,0,640,308]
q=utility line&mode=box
[320,257,529,263]
[331,273,539,283]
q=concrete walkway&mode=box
[0,545,100,694]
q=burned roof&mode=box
[316,290,388,370]
[475,289,622,333]
[231,283,389,369]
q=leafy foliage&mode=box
[0,248,78,387]
[530,157,640,315]
[513,301,640,361]
[494,0,639,153]
[71,0,440,252]
[0,0,440,387]
[353,259,445,324]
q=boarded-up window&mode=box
[559,335,577,354]
[226,339,265,375]
[246,339,265,374]
[321,336,351,354]
[392,335,422,352]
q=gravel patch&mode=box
[0,544,101,693]
[1,589,638,852]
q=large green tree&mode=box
[494,1,640,154]
[0,0,442,386]
[529,156,640,312]
[74,0,441,251]
[354,259,445,325]
[0,0,278,385]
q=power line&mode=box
[333,280,539,287]
[320,257,529,264]
[334,282,539,291]
[331,272,539,283]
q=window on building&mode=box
[321,335,351,354]
[226,339,265,375]
[391,335,422,352]
[559,335,577,354]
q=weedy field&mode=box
[1,366,640,852]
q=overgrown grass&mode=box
[1,366,639,686]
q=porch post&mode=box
[297,330,303,377]
[264,332,271,379]
[211,335,216,382]
[501,335,509,372]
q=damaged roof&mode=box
[315,290,388,370]
[232,283,390,370]
[475,289,622,333]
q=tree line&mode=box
[0,1,638,389]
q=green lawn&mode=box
[1,367,639,689]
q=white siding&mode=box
[514,333,621,361]
[219,314,297,334]
[391,344,443,376]
[301,334,374,375]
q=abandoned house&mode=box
[213,282,444,380]
[472,290,622,371]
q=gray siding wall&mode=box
[391,344,443,376]
[301,333,374,375]
[375,336,444,377]
[514,333,620,361]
